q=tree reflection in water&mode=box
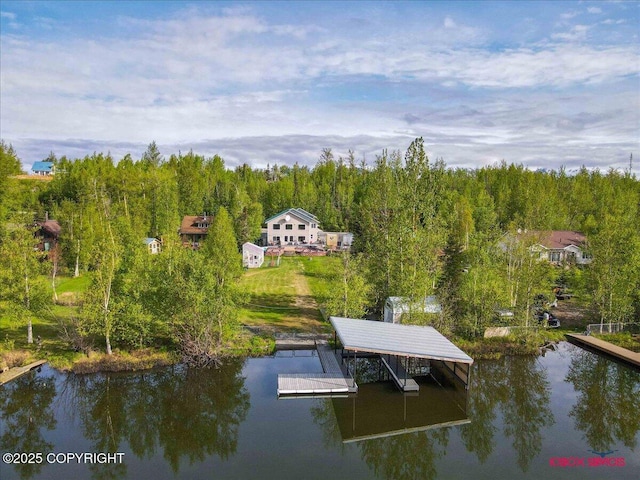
[462,355,554,472]
[311,353,555,478]
[566,349,640,452]
[358,429,448,480]
[459,360,507,464]
[0,371,56,480]
[64,358,249,477]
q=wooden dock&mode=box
[0,360,47,386]
[277,373,352,395]
[566,334,640,368]
[277,343,357,396]
[380,354,419,392]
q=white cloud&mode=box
[1,6,638,173]
[551,24,590,42]
[587,7,602,14]
[0,10,16,20]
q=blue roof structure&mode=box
[32,161,54,173]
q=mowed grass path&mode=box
[238,256,339,333]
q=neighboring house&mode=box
[242,242,264,268]
[535,230,591,265]
[383,296,442,324]
[501,230,591,265]
[318,231,353,249]
[144,237,162,254]
[264,208,320,246]
[179,214,212,248]
[31,161,54,176]
[35,218,61,252]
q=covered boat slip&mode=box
[330,317,474,392]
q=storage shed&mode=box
[243,242,265,268]
[383,296,442,324]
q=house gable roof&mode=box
[32,161,53,173]
[537,230,586,250]
[37,220,61,237]
[179,215,212,235]
[242,242,264,255]
[264,208,319,225]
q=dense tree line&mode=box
[1,139,638,357]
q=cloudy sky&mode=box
[1,1,638,172]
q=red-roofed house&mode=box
[35,219,61,252]
[179,215,212,249]
[530,230,591,265]
[500,230,591,265]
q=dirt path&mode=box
[284,262,326,332]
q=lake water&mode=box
[1,342,638,479]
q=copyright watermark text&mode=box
[3,452,125,465]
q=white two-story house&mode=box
[264,208,320,245]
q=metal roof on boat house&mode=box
[329,317,473,364]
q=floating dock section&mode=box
[277,342,357,397]
[0,360,47,386]
[566,334,640,369]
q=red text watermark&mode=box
[549,456,625,468]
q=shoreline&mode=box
[3,329,638,377]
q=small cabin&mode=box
[144,237,162,254]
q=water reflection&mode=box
[463,355,554,472]
[0,371,56,480]
[63,358,249,476]
[566,349,640,452]
[1,345,639,479]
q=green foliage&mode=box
[0,218,50,344]
[1,137,638,364]
[325,253,372,318]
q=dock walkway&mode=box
[566,334,640,368]
[277,342,357,396]
[0,360,47,386]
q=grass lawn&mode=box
[0,274,89,370]
[238,255,340,333]
[55,275,91,294]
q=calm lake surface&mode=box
[1,342,639,480]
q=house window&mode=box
[273,236,280,242]
[298,224,306,230]
[298,236,306,243]
[273,224,280,230]
[311,223,316,228]
[582,251,593,259]
[550,251,562,262]
[285,224,293,230]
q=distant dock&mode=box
[566,334,640,369]
[0,360,47,386]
